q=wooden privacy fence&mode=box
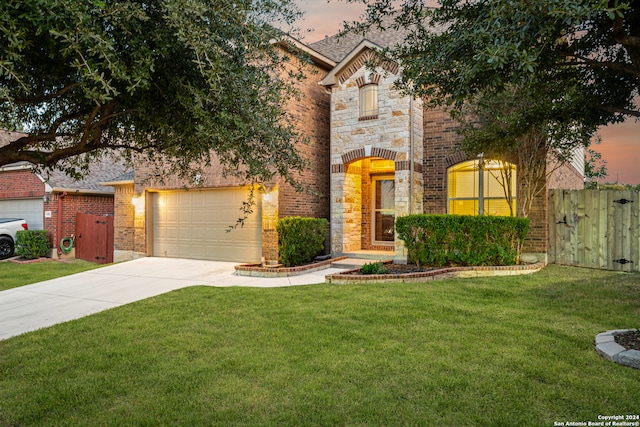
[75,212,114,264]
[549,189,640,272]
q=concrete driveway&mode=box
[0,257,345,341]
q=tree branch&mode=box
[599,105,640,117]
[565,55,640,78]
[12,82,82,105]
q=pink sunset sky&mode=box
[295,0,640,185]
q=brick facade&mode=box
[44,192,114,248]
[0,169,45,199]
[105,36,584,264]
[111,44,332,262]
[0,166,115,250]
[422,107,461,214]
[277,48,331,220]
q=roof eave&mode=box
[319,39,384,87]
[272,35,337,70]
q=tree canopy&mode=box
[0,0,308,183]
[349,0,639,127]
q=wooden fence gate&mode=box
[549,189,640,272]
[75,212,114,264]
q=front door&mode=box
[372,175,395,244]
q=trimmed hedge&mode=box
[15,230,51,260]
[396,214,529,267]
[277,217,328,267]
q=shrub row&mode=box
[277,217,328,267]
[396,214,529,267]
[16,230,51,260]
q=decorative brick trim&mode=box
[395,161,410,171]
[337,50,399,84]
[371,147,396,160]
[355,74,382,87]
[326,262,545,285]
[342,148,366,164]
[338,148,399,168]
[444,151,470,168]
[235,256,347,278]
[358,115,379,121]
[395,161,424,173]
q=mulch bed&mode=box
[342,263,437,276]
[615,330,640,351]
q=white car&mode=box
[0,218,29,259]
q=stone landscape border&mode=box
[594,330,640,369]
[325,262,545,284]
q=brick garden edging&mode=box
[594,330,640,369]
[325,262,545,285]
[234,257,347,278]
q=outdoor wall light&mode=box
[131,194,145,214]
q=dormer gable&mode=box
[319,40,400,87]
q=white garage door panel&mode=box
[152,189,262,262]
[0,199,44,230]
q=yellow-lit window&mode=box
[447,160,516,216]
[359,84,378,118]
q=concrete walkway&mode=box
[0,257,348,341]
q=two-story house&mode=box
[106,26,584,264]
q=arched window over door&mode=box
[447,159,516,216]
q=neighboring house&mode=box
[105,25,582,264]
[0,129,128,253]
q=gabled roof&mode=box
[308,14,413,63]
[41,156,130,194]
[274,35,337,70]
[0,129,130,195]
[318,39,399,87]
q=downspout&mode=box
[57,191,67,256]
[409,97,415,214]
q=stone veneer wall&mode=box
[329,52,424,259]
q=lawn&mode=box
[0,265,639,426]
[0,258,101,291]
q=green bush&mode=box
[277,217,328,267]
[15,230,51,260]
[396,214,529,267]
[360,261,389,275]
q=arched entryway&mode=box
[342,157,396,252]
[331,147,422,260]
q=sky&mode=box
[295,0,640,185]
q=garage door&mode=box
[0,198,44,230]
[152,188,262,262]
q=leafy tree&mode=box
[348,0,639,126]
[584,147,608,188]
[0,0,308,184]
[454,82,594,216]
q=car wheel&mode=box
[0,236,15,260]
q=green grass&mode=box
[1,265,639,426]
[0,258,101,291]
